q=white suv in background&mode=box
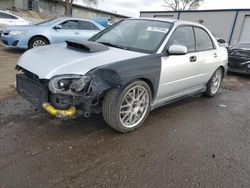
[0,10,32,33]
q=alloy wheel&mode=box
[32,40,46,48]
[211,69,222,94]
[119,85,149,128]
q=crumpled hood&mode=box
[17,43,148,79]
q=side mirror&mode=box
[217,39,226,44]
[168,45,188,55]
[217,39,229,48]
[53,25,62,30]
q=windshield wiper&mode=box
[98,42,129,50]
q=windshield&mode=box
[36,18,62,27]
[90,19,172,53]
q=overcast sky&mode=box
[76,0,250,17]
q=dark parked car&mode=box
[228,43,250,75]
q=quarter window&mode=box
[194,27,214,51]
[168,26,195,52]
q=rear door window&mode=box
[194,27,214,51]
[78,21,99,30]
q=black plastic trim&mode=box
[66,40,109,53]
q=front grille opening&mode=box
[22,69,39,81]
[2,40,8,45]
[11,40,19,46]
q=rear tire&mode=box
[102,80,152,133]
[204,67,223,97]
[28,36,49,49]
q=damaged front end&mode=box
[16,67,103,119]
[42,103,76,119]
[228,49,250,74]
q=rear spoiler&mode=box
[65,40,109,53]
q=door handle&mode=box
[74,31,80,35]
[214,53,218,58]
[189,56,197,62]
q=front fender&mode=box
[87,54,162,99]
[28,29,52,43]
[87,68,122,93]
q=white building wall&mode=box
[38,0,125,22]
[140,10,250,45]
[0,0,126,22]
[140,12,179,19]
[230,11,250,44]
[0,0,15,10]
[179,11,235,42]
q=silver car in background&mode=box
[16,18,228,133]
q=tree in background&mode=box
[52,0,99,16]
[162,0,204,10]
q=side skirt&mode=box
[151,86,206,110]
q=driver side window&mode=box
[59,20,79,30]
[168,26,195,52]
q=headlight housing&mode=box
[49,75,91,95]
[9,30,28,36]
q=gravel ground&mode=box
[0,46,23,100]
[0,46,250,188]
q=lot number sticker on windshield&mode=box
[146,27,169,33]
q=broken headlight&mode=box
[49,75,91,95]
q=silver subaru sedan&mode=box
[16,18,228,133]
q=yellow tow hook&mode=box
[42,103,76,119]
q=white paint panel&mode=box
[240,16,250,42]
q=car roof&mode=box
[0,10,27,19]
[55,17,96,22]
[55,17,104,28]
[0,10,17,16]
[128,17,205,28]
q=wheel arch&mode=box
[137,77,155,98]
[88,68,157,99]
[28,35,51,46]
[219,65,226,78]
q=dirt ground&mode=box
[0,46,24,100]
[0,46,250,188]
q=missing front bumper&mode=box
[16,73,99,118]
[16,74,49,107]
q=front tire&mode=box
[102,80,152,133]
[204,67,223,97]
[28,36,49,49]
